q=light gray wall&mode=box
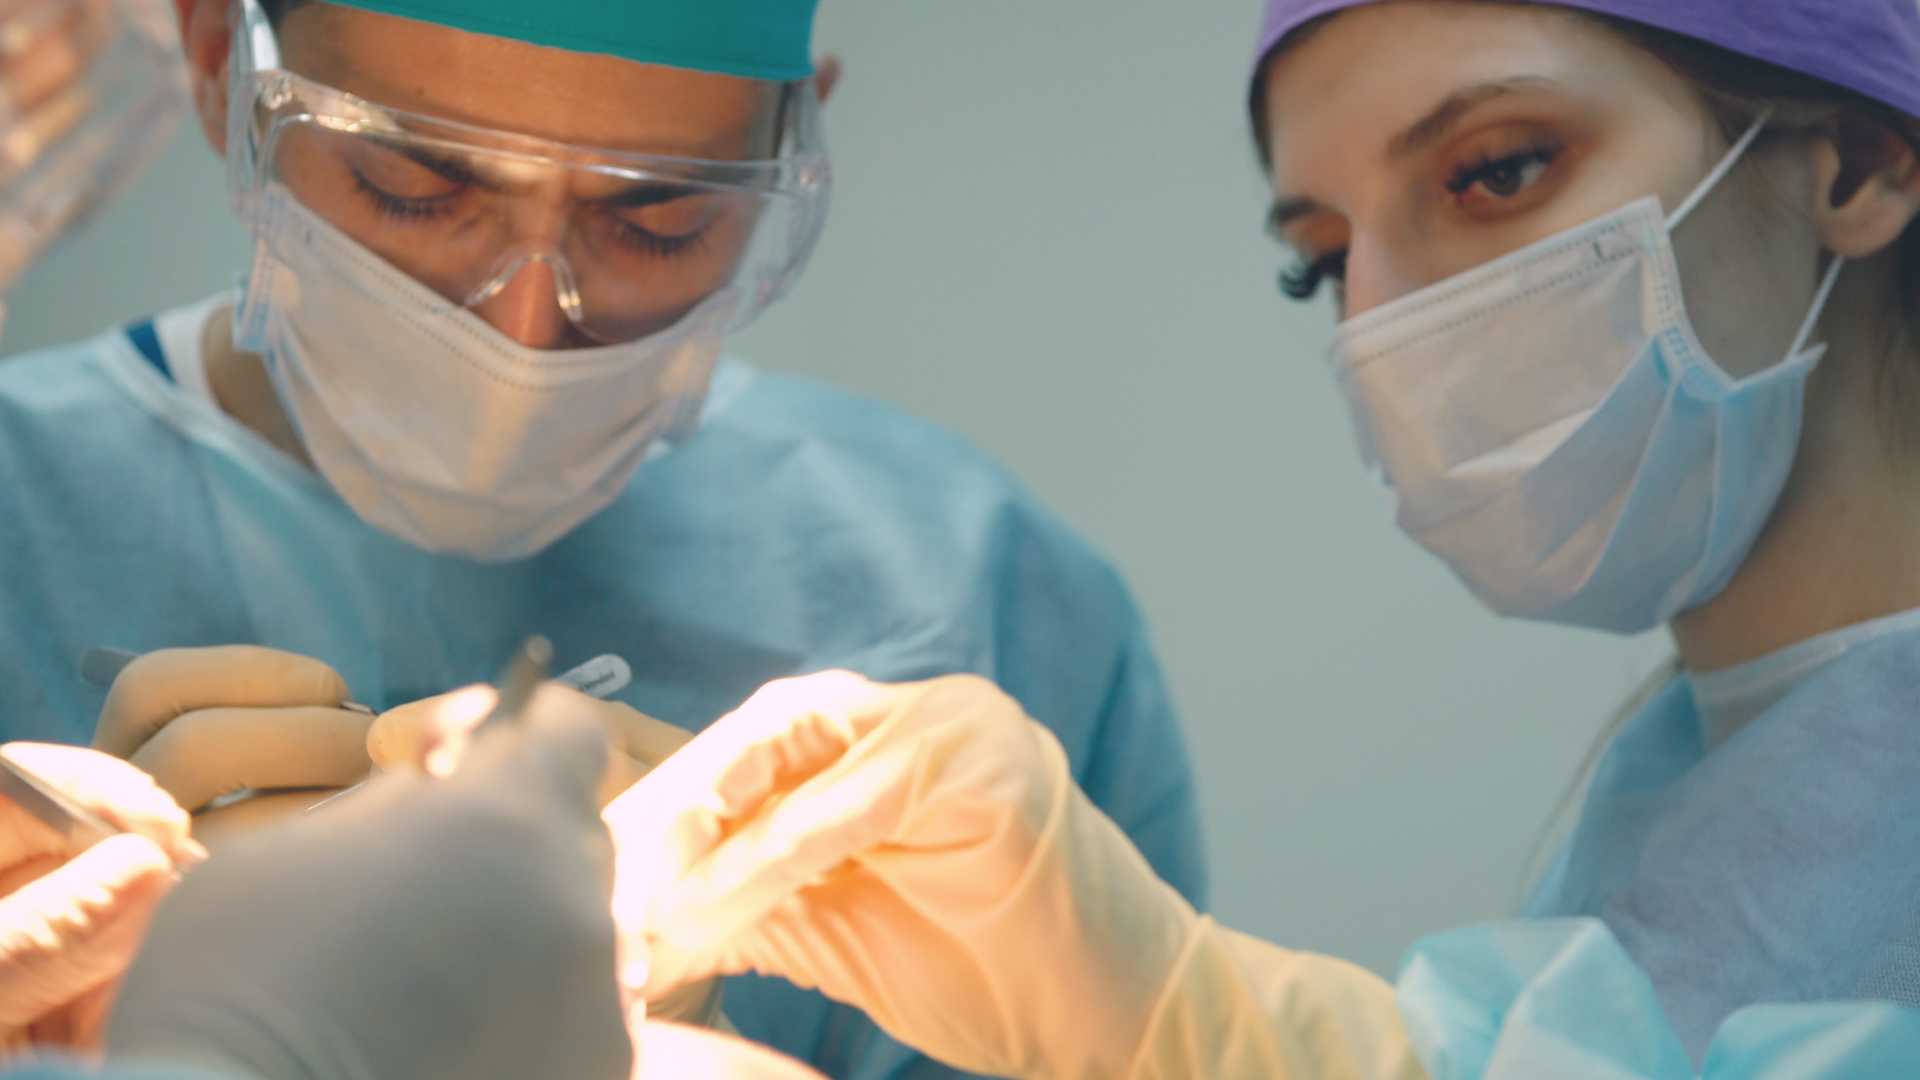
[3,2,1670,976]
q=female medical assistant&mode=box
[604,2,1920,1077]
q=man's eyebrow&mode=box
[1388,76,1559,159]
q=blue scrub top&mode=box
[0,312,1208,1080]
[1523,615,1920,1062]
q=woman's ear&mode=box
[1811,115,1920,259]
[175,0,236,155]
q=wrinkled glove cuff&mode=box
[1126,919,1428,1080]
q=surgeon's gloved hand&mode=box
[93,647,376,845]
[368,685,695,807]
[372,683,723,1029]
[0,742,203,1056]
[104,684,633,1080]
[604,672,1201,1080]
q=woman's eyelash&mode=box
[1444,143,1562,196]
[1280,250,1347,301]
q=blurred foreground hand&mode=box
[105,685,632,1080]
[0,742,202,1055]
[373,683,721,1028]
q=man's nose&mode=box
[469,255,576,349]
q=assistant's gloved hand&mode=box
[104,684,632,1080]
[0,743,203,1056]
[371,683,722,1029]
[93,647,375,844]
[603,671,1197,1079]
[608,672,1429,1080]
[368,685,695,807]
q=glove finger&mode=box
[606,673,914,960]
[96,646,351,759]
[0,744,200,867]
[639,741,915,958]
[191,789,354,847]
[606,671,894,882]
[366,686,496,774]
[597,702,694,769]
[645,677,1045,954]
[598,751,654,810]
[128,706,374,813]
[0,834,175,1029]
[373,688,652,806]
[450,684,612,833]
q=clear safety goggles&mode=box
[225,0,830,345]
[0,0,185,291]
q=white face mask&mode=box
[1331,117,1845,633]
[234,187,734,561]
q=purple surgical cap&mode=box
[1252,0,1920,122]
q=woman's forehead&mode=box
[1261,4,1649,174]
[275,4,776,158]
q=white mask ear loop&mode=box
[1659,108,1842,367]
[1666,109,1775,230]
[1783,254,1846,362]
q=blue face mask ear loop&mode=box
[1665,109,1846,368]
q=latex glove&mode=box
[372,684,723,1029]
[632,1020,827,1080]
[93,647,375,844]
[610,672,1429,1080]
[602,672,1189,1079]
[1131,923,1426,1080]
[0,742,203,1055]
[368,686,695,807]
[104,684,632,1080]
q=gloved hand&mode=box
[368,685,695,807]
[0,742,204,1055]
[93,647,376,844]
[371,683,723,1029]
[603,671,1199,1080]
[608,672,1429,1080]
[104,684,632,1080]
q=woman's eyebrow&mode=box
[1388,75,1560,159]
[1267,197,1326,235]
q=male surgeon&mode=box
[0,0,1207,1076]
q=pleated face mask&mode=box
[1330,116,1844,633]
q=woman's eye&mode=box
[1279,250,1347,301]
[1445,145,1559,202]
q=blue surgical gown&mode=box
[0,310,1207,1080]
[1399,918,1920,1080]
[1520,609,1920,1064]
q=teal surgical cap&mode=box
[332,0,818,81]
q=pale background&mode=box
[2,1,1671,976]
